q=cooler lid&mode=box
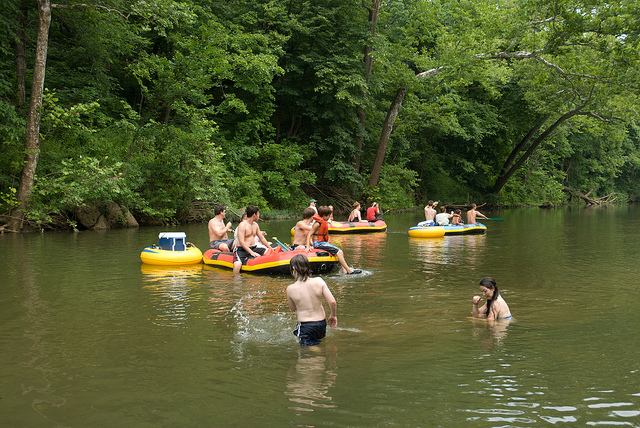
[158,232,187,239]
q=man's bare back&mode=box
[466,204,486,225]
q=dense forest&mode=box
[1,0,640,231]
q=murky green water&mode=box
[2,206,640,427]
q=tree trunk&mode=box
[9,0,51,230]
[562,186,612,205]
[498,115,549,179]
[354,0,380,174]
[365,67,442,190]
[367,87,407,189]
[491,106,584,194]
[15,0,28,105]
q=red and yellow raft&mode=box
[291,219,387,235]
[202,247,338,275]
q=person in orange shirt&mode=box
[308,206,362,275]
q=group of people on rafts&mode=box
[421,200,487,226]
[208,200,510,347]
[207,201,364,275]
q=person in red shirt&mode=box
[366,202,382,221]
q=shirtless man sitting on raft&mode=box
[233,205,272,273]
[208,204,235,252]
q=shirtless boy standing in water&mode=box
[286,254,337,346]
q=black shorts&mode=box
[234,245,266,263]
[293,320,327,346]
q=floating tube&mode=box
[202,247,338,275]
[407,225,445,238]
[291,219,387,235]
[140,232,203,265]
[140,244,203,265]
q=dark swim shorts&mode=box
[234,245,266,263]
[293,320,327,346]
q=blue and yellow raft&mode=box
[408,223,486,238]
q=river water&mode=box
[1,205,639,427]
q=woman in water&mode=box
[472,277,512,320]
[348,201,362,222]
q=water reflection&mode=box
[10,236,67,425]
[471,317,512,349]
[286,345,338,414]
[140,264,204,327]
[202,267,245,320]
[408,237,447,268]
[330,233,387,267]
[408,234,487,271]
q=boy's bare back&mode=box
[287,277,336,327]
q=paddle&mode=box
[484,218,504,222]
[379,210,389,216]
[272,236,291,251]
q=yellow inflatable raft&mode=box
[407,225,445,238]
[140,232,203,265]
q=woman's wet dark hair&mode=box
[479,276,499,317]
[290,254,311,281]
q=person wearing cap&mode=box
[309,199,318,213]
